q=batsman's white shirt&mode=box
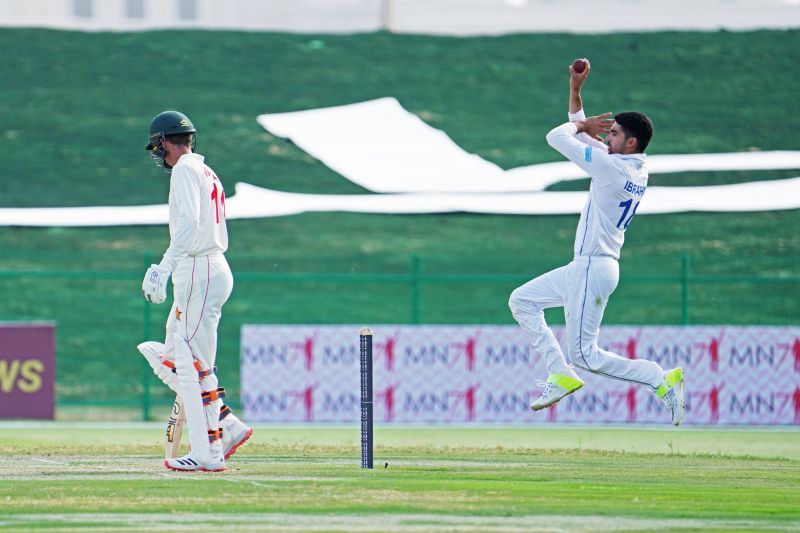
[160,153,233,456]
[546,110,648,260]
[159,153,228,273]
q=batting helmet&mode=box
[146,110,197,169]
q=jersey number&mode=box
[211,183,225,224]
[204,167,226,224]
[616,199,640,229]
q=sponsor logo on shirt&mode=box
[584,146,592,162]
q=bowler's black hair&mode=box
[614,112,653,153]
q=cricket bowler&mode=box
[508,59,685,424]
[140,110,253,471]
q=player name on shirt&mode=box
[623,180,646,197]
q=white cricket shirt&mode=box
[546,110,648,260]
[159,153,228,272]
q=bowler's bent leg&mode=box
[565,257,663,388]
[509,265,573,375]
[510,265,584,410]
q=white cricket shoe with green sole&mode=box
[530,372,585,411]
[656,367,685,426]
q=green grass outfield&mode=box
[2,425,799,531]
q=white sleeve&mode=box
[545,121,619,185]
[569,109,608,151]
[159,166,200,272]
[568,109,586,122]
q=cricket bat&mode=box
[165,395,185,458]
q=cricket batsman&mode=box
[508,59,686,424]
[140,110,252,471]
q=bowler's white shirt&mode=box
[545,110,648,260]
[159,153,228,272]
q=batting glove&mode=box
[142,264,171,304]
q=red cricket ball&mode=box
[572,58,587,73]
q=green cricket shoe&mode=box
[530,372,585,411]
[656,367,685,426]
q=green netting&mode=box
[0,251,797,418]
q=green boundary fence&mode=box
[0,251,798,420]
[240,253,693,325]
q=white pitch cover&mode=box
[240,325,800,426]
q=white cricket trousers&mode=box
[164,253,233,461]
[509,255,663,388]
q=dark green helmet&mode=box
[145,110,197,170]
[145,110,195,150]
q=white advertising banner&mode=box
[241,325,800,426]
